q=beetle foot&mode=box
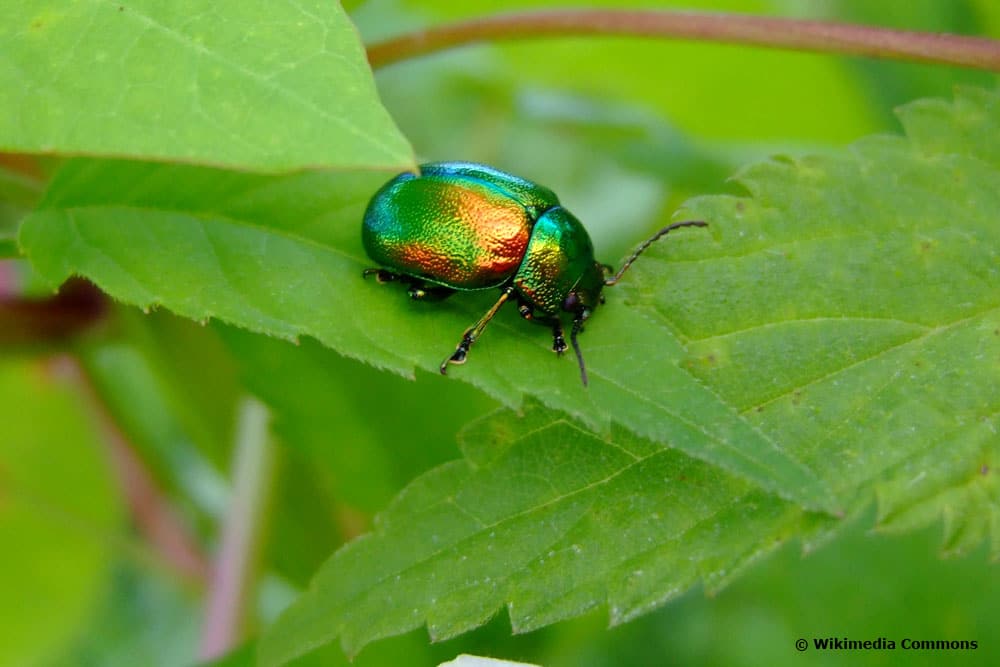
[363,268,399,283]
[408,284,455,301]
[439,288,511,377]
[440,335,473,374]
[552,333,567,355]
[440,345,469,374]
[550,320,567,355]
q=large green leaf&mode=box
[669,86,999,510]
[16,156,832,511]
[542,514,1000,667]
[0,1,413,172]
[258,372,999,663]
[258,403,838,664]
[254,86,998,663]
[17,85,1000,501]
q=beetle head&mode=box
[561,260,607,319]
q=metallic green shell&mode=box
[363,161,605,315]
[419,162,560,213]
[362,163,550,289]
[513,207,605,315]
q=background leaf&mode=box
[78,309,244,537]
[258,403,831,664]
[0,0,413,171]
[538,515,1000,667]
[0,360,122,667]
[371,0,913,143]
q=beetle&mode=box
[362,161,707,386]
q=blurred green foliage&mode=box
[0,361,121,667]
[1,1,998,666]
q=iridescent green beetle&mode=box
[362,162,706,385]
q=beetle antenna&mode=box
[604,220,707,286]
[570,318,588,387]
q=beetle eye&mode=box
[562,292,580,312]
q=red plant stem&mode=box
[366,9,1000,71]
[0,278,108,344]
[199,398,274,661]
[0,262,15,293]
[0,152,43,181]
[67,356,211,584]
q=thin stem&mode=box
[367,9,1000,71]
[0,259,15,292]
[0,278,109,345]
[68,356,211,584]
[199,397,274,662]
[0,152,45,182]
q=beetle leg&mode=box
[515,300,565,355]
[550,320,568,355]
[440,287,513,374]
[530,314,568,355]
[362,268,401,283]
[407,283,455,301]
[365,269,455,301]
[570,316,588,387]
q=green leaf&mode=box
[668,86,999,507]
[0,1,413,172]
[546,514,1000,666]
[257,403,836,664]
[0,162,43,244]
[0,359,122,667]
[16,158,833,512]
